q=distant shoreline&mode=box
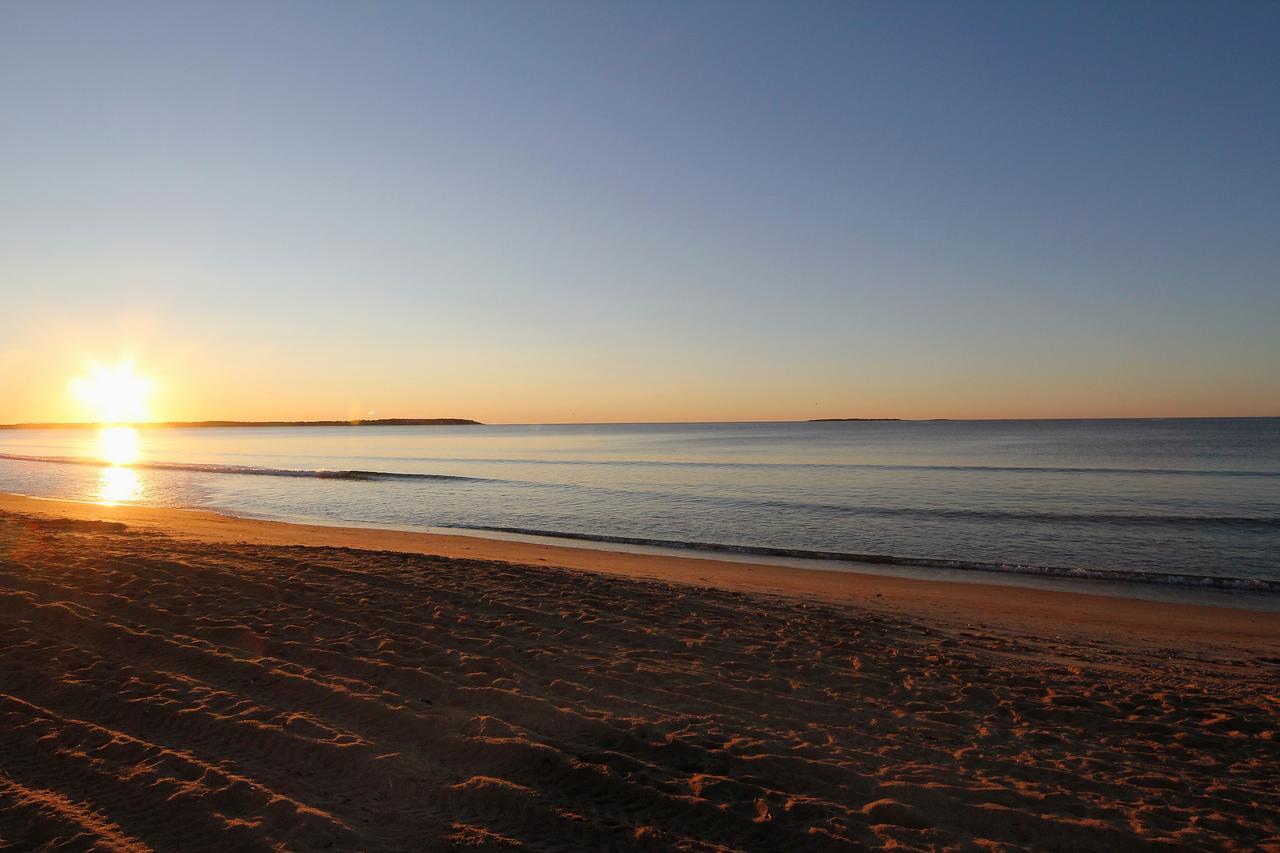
[0,418,482,430]
[2,416,1275,430]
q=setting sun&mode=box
[69,359,150,471]
[70,359,153,424]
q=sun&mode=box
[70,358,153,470]
[70,359,154,424]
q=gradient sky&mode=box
[2,1,1277,423]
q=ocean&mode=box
[1,418,1277,596]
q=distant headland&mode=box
[807,418,904,422]
[0,418,483,430]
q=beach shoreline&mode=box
[2,491,1277,655]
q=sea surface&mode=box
[1,419,1278,594]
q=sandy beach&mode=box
[1,493,1278,851]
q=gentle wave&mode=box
[455,525,1280,592]
[0,453,485,483]
[359,455,1280,478]
[731,500,1280,529]
[844,463,1280,478]
[5,450,1278,482]
[537,482,1280,529]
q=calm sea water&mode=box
[1,419,1278,590]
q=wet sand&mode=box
[1,493,1278,850]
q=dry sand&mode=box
[0,493,1277,851]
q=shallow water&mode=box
[1,419,1277,589]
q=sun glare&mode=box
[71,359,153,424]
[98,464,142,504]
[70,358,152,484]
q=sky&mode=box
[1,1,1277,424]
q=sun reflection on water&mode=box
[96,426,143,504]
[100,426,141,466]
[98,465,142,504]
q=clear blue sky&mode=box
[2,1,1277,422]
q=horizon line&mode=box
[2,414,1278,430]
